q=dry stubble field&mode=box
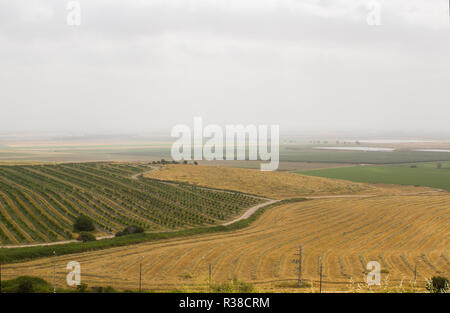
[145,165,378,199]
[2,189,449,292]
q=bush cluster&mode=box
[73,215,95,232]
[115,225,144,237]
[77,232,96,242]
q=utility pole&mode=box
[298,245,303,287]
[319,256,323,293]
[53,251,56,293]
[414,259,421,283]
[139,256,144,292]
[209,264,212,290]
[414,263,417,282]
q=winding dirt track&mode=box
[222,199,280,226]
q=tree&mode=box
[73,215,95,232]
[115,225,144,237]
[77,232,96,242]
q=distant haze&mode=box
[1,0,450,135]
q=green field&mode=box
[298,163,450,191]
[0,163,262,245]
[281,145,450,164]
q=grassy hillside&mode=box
[298,163,450,191]
[145,165,377,199]
[0,163,262,244]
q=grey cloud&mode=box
[0,0,449,134]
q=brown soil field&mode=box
[145,165,431,200]
[2,193,449,292]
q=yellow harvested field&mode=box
[145,165,379,199]
[3,194,449,292]
[195,160,358,171]
[145,165,432,199]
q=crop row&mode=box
[0,163,262,244]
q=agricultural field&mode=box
[145,164,434,199]
[196,160,357,172]
[0,163,263,245]
[0,143,173,163]
[280,144,450,164]
[2,193,448,292]
[298,163,450,192]
[3,140,450,166]
[145,165,379,199]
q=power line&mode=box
[414,258,421,283]
[53,251,56,293]
[209,264,212,292]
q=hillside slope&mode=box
[145,165,380,199]
[0,163,262,244]
[3,194,449,292]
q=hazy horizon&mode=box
[1,129,450,144]
[1,0,450,134]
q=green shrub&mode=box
[73,215,95,232]
[103,286,116,293]
[211,278,256,293]
[1,276,52,293]
[18,280,34,293]
[426,276,449,293]
[76,283,89,293]
[91,286,117,293]
[77,232,96,242]
[115,225,144,237]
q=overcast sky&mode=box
[1,0,449,135]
